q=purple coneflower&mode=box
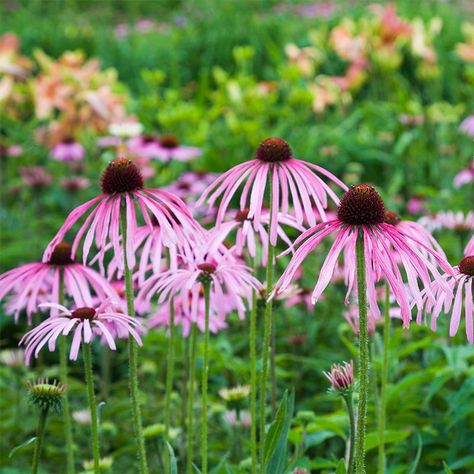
[43,157,199,272]
[274,184,452,326]
[20,299,144,363]
[453,160,474,188]
[20,166,52,188]
[198,137,347,245]
[152,134,201,162]
[324,361,354,391]
[459,115,474,137]
[419,255,473,344]
[60,176,91,192]
[51,139,85,162]
[0,242,117,323]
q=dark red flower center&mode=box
[235,208,251,222]
[384,210,401,226]
[142,134,158,144]
[160,134,179,149]
[100,158,144,194]
[256,137,292,163]
[48,242,74,265]
[459,256,474,276]
[337,184,385,225]
[71,307,96,320]
[197,262,217,274]
[62,136,75,144]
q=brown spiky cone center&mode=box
[100,158,144,194]
[459,256,474,276]
[337,184,385,225]
[256,137,292,163]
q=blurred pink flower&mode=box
[454,160,474,188]
[20,166,52,188]
[60,176,91,192]
[459,115,474,137]
[51,139,85,162]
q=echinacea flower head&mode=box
[323,361,354,393]
[60,176,91,192]
[0,242,118,323]
[51,139,85,162]
[43,157,200,273]
[453,160,474,188]
[198,137,348,245]
[27,378,66,413]
[274,184,453,327]
[128,134,201,162]
[140,234,261,322]
[20,299,144,363]
[419,255,473,344]
[20,166,52,188]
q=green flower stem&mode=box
[31,407,49,474]
[355,231,369,474]
[259,169,275,474]
[83,343,100,474]
[343,393,356,474]
[164,298,176,440]
[270,322,277,416]
[201,282,211,474]
[377,284,390,473]
[186,324,198,474]
[119,202,149,474]
[58,270,75,474]
[249,282,258,474]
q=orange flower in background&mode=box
[330,22,367,63]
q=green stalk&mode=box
[249,283,258,474]
[355,231,369,474]
[377,284,390,473]
[201,282,211,474]
[119,202,149,474]
[186,324,198,474]
[164,298,176,440]
[259,169,275,473]
[58,270,75,474]
[83,343,100,474]
[343,394,356,474]
[31,407,49,474]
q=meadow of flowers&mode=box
[0,1,473,473]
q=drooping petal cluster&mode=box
[323,361,354,391]
[198,137,348,245]
[20,300,144,363]
[274,184,453,327]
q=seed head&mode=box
[48,242,74,265]
[100,158,144,194]
[160,134,179,149]
[256,137,292,163]
[235,208,251,222]
[384,210,401,226]
[459,256,474,277]
[337,184,385,225]
[27,378,66,412]
[71,307,97,320]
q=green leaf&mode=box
[263,389,295,474]
[164,441,177,474]
[442,461,454,474]
[406,433,423,474]
[365,430,411,452]
[335,458,347,474]
[9,437,37,458]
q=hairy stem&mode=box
[58,269,75,474]
[377,284,390,473]
[355,230,369,474]
[31,408,49,474]
[164,298,176,440]
[83,343,100,474]
[201,282,211,474]
[250,282,258,474]
[120,201,148,474]
[343,393,356,474]
[186,324,198,474]
[259,169,275,473]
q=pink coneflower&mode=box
[20,299,144,363]
[212,208,303,266]
[419,256,473,344]
[149,134,201,163]
[406,194,427,216]
[60,176,91,192]
[43,157,200,273]
[459,115,474,137]
[97,136,121,148]
[139,236,261,321]
[323,361,354,391]
[147,291,229,336]
[20,166,52,188]
[198,137,347,245]
[51,139,85,162]
[420,211,474,233]
[0,242,118,323]
[454,160,474,188]
[274,184,453,326]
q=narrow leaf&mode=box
[9,437,37,458]
[165,441,177,474]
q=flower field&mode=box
[0,1,473,473]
